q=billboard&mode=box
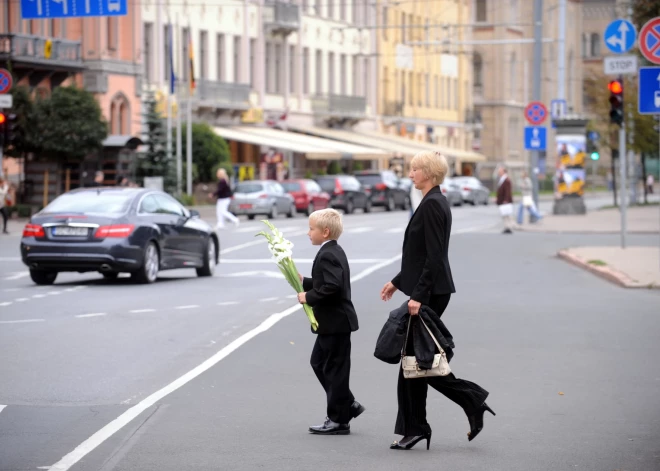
[555,134,586,197]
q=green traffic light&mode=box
[590,152,600,161]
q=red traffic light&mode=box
[0,113,5,125]
[608,80,623,94]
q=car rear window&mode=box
[42,191,133,215]
[355,174,383,186]
[281,182,302,192]
[316,179,336,192]
[235,183,264,193]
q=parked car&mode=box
[280,179,331,216]
[399,177,413,193]
[453,176,490,205]
[20,188,219,285]
[440,177,463,206]
[228,180,296,220]
[354,170,410,211]
[314,175,371,214]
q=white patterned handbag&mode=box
[401,316,451,379]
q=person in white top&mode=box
[409,183,423,218]
[0,177,10,234]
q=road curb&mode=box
[557,249,660,290]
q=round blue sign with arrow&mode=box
[604,19,637,54]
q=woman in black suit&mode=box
[380,151,494,451]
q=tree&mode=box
[32,86,107,160]
[177,122,231,182]
[135,92,173,188]
[632,1,660,36]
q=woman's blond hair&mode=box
[216,167,228,181]
[410,151,449,186]
[309,208,343,240]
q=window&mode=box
[290,45,296,93]
[340,54,347,95]
[401,13,406,42]
[509,52,517,100]
[107,17,118,52]
[163,24,171,81]
[303,47,310,94]
[329,52,335,94]
[199,31,208,79]
[143,23,153,83]
[363,57,369,99]
[581,33,588,58]
[340,0,346,21]
[109,93,130,135]
[275,43,282,93]
[408,71,413,105]
[418,73,423,106]
[590,33,600,57]
[234,36,241,83]
[327,0,334,18]
[473,53,483,93]
[155,194,185,216]
[453,78,458,110]
[509,0,517,23]
[250,39,256,86]
[508,117,519,154]
[139,195,159,214]
[568,50,574,106]
[425,73,430,107]
[353,0,359,26]
[265,42,273,93]
[353,56,359,96]
[315,50,322,94]
[182,28,190,82]
[382,6,388,39]
[383,66,390,108]
[476,0,487,22]
[216,34,226,81]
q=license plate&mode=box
[53,226,88,237]
[239,204,253,209]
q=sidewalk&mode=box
[558,246,660,289]
[519,205,660,234]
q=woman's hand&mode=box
[380,282,397,301]
[408,299,421,316]
[297,292,307,304]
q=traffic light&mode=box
[608,79,624,126]
[4,113,17,146]
[0,112,5,147]
[586,131,600,161]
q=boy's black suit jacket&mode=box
[303,240,359,335]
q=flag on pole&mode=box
[188,26,196,93]
[168,23,176,95]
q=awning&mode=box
[212,127,339,160]
[235,126,391,160]
[103,135,143,149]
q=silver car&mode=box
[453,176,490,205]
[228,180,296,220]
[440,177,463,206]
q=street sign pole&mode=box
[530,0,543,208]
[619,73,627,250]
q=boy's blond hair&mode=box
[309,208,343,240]
[410,151,449,186]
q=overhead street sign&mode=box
[20,0,127,19]
[0,95,13,108]
[524,126,547,151]
[638,67,660,115]
[524,101,548,125]
[639,17,660,65]
[0,68,12,95]
[604,55,638,75]
[604,19,637,54]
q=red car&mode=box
[281,179,331,216]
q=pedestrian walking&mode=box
[0,177,11,234]
[297,208,365,435]
[209,168,239,229]
[89,171,104,187]
[517,170,542,225]
[496,166,514,234]
[380,151,493,450]
[647,174,655,195]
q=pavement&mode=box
[2,200,660,471]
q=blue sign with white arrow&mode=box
[638,66,660,115]
[524,126,547,151]
[20,0,127,19]
[604,19,637,54]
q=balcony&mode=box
[382,101,404,116]
[312,94,367,119]
[195,79,251,110]
[263,2,300,35]
[0,34,83,71]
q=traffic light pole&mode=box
[530,0,542,208]
[618,73,627,250]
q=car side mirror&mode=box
[189,209,200,219]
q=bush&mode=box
[177,193,196,207]
[304,170,314,179]
[327,161,341,175]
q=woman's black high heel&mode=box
[467,402,495,442]
[390,432,432,450]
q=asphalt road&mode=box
[1,200,659,471]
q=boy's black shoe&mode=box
[309,418,350,435]
[351,401,366,419]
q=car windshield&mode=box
[42,191,133,215]
[355,174,383,186]
[316,179,336,192]
[235,183,264,193]
[281,182,301,192]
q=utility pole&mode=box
[530,0,543,208]
[619,73,627,249]
[557,0,566,102]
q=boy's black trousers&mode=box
[310,333,355,425]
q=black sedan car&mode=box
[20,188,219,285]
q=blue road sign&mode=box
[638,66,660,115]
[524,126,547,151]
[21,0,127,19]
[604,19,637,54]
[550,99,567,120]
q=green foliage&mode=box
[136,92,175,191]
[31,86,107,160]
[304,170,314,179]
[632,1,660,36]
[177,193,196,206]
[352,161,364,172]
[327,161,341,175]
[176,122,231,182]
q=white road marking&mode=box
[235,225,303,234]
[32,294,47,299]
[47,252,403,471]
[217,301,239,306]
[174,305,199,310]
[0,405,6,414]
[219,270,285,279]
[0,319,45,324]
[15,298,29,302]
[0,302,12,307]
[0,257,21,261]
[129,309,156,314]
[220,258,388,264]
[75,313,107,319]
[47,291,61,296]
[385,227,405,233]
[3,272,29,281]
[344,227,374,234]
[219,239,265,255]
[285,294,297,299]
[259,297,279,302]
[3,288,20,292]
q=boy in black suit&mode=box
[297,208,364,435]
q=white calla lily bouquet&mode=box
[255,220,319,331]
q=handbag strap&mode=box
[401,314,445,357]
[401,316,412,358]
[418,316,445,355]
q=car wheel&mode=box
[247,215,255,220]
[386,195,395,211]
[30,270,57,286]
[196,237,217,277]
[269,205,279,219]
[132,242,159,284]
[306,202,314,216]
[364,199,372,213]
[345,200,354,214]
[287,203,296,218]
[483,195,489,205]
[102,272,119,280]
